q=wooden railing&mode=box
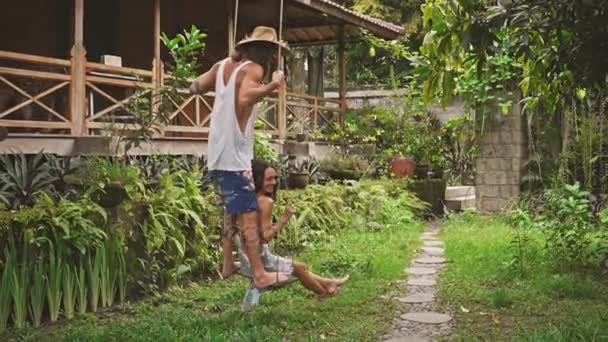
[85,61,154,134]
[0,50,343,141]
[0,51,72,133]
[286,92,342,135]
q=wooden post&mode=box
[152,0,164,136]
[337,24,347,128]
[278,83,287,140]
[70,0,87,136]
[153,0,162,90]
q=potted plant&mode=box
[287,159,314,189]
[291,117,311,142]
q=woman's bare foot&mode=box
[220,261,241,279]
[334,275,350,287]
[322,275,350,296]
[253,272,290,289]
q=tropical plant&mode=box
[0,248,13,332]
[507,208,534,276]
[0,151,57,209]
[253,132,278,163]
[29,258,46,327]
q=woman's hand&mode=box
[283,206,295,219]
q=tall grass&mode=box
[62,264,77,319]
[46,246,63,322]
[440,213,608,340]
[29,258,47,328]
[0,249,14,332]
[75,260,88,315]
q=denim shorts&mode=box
[210,170,258,215]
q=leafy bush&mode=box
[320,153,375,180]
[253,132,278,163]
[0,150,426,332]
[517,183,608,269]
[272,180,426,254]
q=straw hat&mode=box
[235,26,289,50]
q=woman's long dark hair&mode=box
[252,159,276,198]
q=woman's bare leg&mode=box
[292,263,328,296]
[310,274,350,295]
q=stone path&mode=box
[382,223,452,342]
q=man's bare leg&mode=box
[239,211,289,288]
[221,213,240,279]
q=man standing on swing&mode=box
[190,26,290,290]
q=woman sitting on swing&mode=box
[240,160,349,298]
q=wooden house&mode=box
[0,0,403,155]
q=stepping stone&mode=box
[421,236,439,241]
[414,257,446,265]
[421,232,438,237]
[404,267,437,275]
[397,292,435,303]
[401,312,452,324]
[407,278,437,286]
[385,336,429,342]
[421,247,444,256]
[423,241,444,247]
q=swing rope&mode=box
[278,0,285,72]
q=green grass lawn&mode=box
[9,222,423,342]
[439,213,608,341]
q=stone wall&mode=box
[475,104,527,212]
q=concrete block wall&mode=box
[475,104,527,212]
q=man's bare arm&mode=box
[239,64,284,107]
[190,63,219,94]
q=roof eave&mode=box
[290,0,404,40]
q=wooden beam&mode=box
[0,51,71,67]
[0,67,71,81]
[70,0,87,136]
[337,24,347,128]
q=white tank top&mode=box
[207,58,255,171]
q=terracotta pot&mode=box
[287,172,309,189]
[389,156,415,178]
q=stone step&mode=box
[397,293,435,303]
[423,241,444,247]
[445,196,476,211]
[445,186,475,199]
[404,267,437,275]
[407,278,437,286]
[384,336,429,342]
[401,312,452,324]
[421,247,445,256]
